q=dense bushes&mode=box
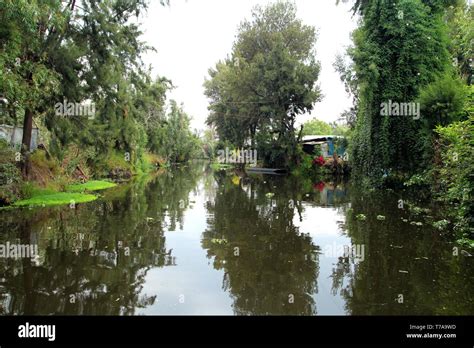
[0,140,22,205]
[337,0,473,242]
[435,87,474,241]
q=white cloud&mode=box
[141,0,357,130]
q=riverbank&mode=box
[0,140,161,208]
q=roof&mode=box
[301,135,344,143]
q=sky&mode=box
[141,0,358,131]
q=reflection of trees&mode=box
[330,188,474,315]
[0,166,200,315]
[202,172,319,315]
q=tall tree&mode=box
[344,0,455,185]
[204,1,322,167]
[0,0,63,174]
[0,0,196,177]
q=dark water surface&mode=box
[1,163,473,315]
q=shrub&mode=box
[0,141,23,205]
[435,91,474,239]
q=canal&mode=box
[0,162,473,315]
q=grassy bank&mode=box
[10,179,117,208]
[0,140,161,208]
[13,192,98,207]
[67,180,117,192]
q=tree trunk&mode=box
[22,108,33,150]
[21,107,33,177]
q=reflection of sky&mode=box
[137,181,234,315]
[294,204,352,315]
[138,180,352,315]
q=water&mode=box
[0,163,473,315]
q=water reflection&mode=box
[332,189,474,315]
[202,171,319,315]
[0,163,473,315]
[0,166,201,315]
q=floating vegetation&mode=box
[13,192,97,207]
[355,214,367,221]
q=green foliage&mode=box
[0,161,20,186]
[345,0,453,186]
[419,73,467,128]
[66,180,117,193]
[0,0,61,122]
[0,0,197,191]
[432,219,450,230]
[291,145,325,179]
[435,104,474,237]
[30,150,60,176]
[210,162,233,171]
[151,101,201,163]
[18,181,38,199]
[13,192,97,207]
[355,214,367,221]
[91,149,133,179]
[201,128,218,159]
[302,119,332,136]
[292,153,316,178]
[9,178,118,208]
[0,140,22,204]
[404,172,431,187]
[340,1,473,244]
[204,1,322,168]
[445,3,474,84]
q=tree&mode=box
[333,54,359,128]
[302,119,332,136]
[419,73,467,129]
[1,0,202,178]
[152,100,200,163]
[204,1,322,167]
[1,0,153,172]
[445,2,474,85]
[0,0,63,175]
[342,0,455,185]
